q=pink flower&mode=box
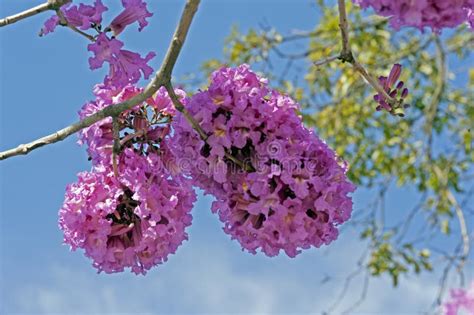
[87,33,155,88]
[39,15,60,36]
[59,149,196,275]
[467,7,474,28]
[148,86,186,116]
[63,0,108,30]
[109,0,153,36]
[170,65,355,257]
[106,49,155,88]
[78,82,184,167]
[353,0,474,32]
[88,33,124,69]
[40,0,108,36]
[373,64,409,114]
[443,282,474,315]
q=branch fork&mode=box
[314,0,402,113]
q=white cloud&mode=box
[7,229,445,315]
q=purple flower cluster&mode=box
[60,148,195,274]
[41,0,155,89]
[50,1,356,270]
[60,81,196,274]
[171,65,355,257]
[353,0,474,32]
[374,63,409,114]
[443,282,474,315]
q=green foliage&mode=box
[367,242,432,287]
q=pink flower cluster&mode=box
[353,0,474,32]
[443,282,474,315]
[53,1,355,272]
[60,148,195,274]
[171,65,355,257]
[61,78,196,274]
[41,0,154,89]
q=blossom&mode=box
[88,34,124,70]
[40,0,108,36]
[69,79,193,275]
[148,86,186,116]
[106,49,155,88]
[170,65,355,257]
[373,63,409,114]
[353,0,474,32]
[109,0,153,36]
[63,0,108,30]
[87,33,155,88]
[59,148,196,274]
[467,7,474,28]
[443,282,474,315]
[78,83,183,166]
[39,15,60,36]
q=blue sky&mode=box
[0,0,472,314]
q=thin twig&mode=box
[313,54,339,67]
[350,61,395,103]
[309,0,399,109]
[336,1,397,104]
[326,246,370,313]
[0,0,70,28]
[424,36,446,151]
[0,0,200,161]
[337,0,351,56]
[112,116,120,178]
[446,190,470,271]
[432,242,464,309]
[341,271,370,315]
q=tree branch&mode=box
[112,116,121,177]
[336,0,398,105]
[446,190,470,271]
[164,82,208,141]
[313,0,401,109]
[337,0,351,56]
[0,0,70,28]
[0,0,200,161]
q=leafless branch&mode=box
[112,116,120,177]
[0,0,70,28]
[337,0,398,104]
[337,0,351,56]
[326,246,370,313]
[341,271,370,315]
[313,54,339,67]
[164,82,208,141]
[432,242,466,309]
[446,190,470,271]
[307,0,401,112]
[424,36,446,151]
[0,0,200,161]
